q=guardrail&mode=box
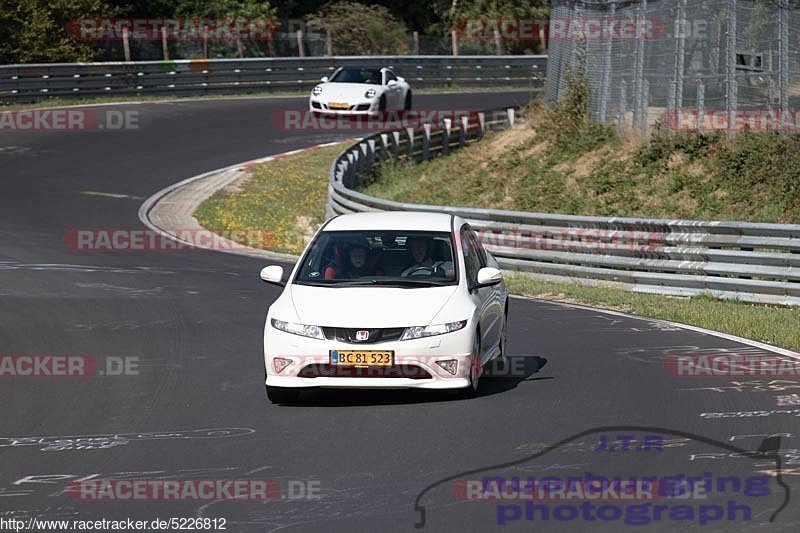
[0,55,546,102]
[326,107,800,306]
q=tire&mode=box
[266,385,300,404]
[379,95,387,112]
[404,91,412,110]
[497,304,509,362]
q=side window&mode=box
[460,226,480,286]
[469,229,487,267]
[384,70,397,84]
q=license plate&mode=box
[328,102,349,110]
[330,350,394,367]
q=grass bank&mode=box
[361,102,800,223]
[194,143,344,255]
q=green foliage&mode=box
[540,64,616,157]
[175,0,276,20]
[429,0,549,54]
[0,0,277,64]
[307,1,408,55]
[0,0,113,63]
[634,131,720,168]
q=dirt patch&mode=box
[485,123,538,153]
[519,140,550,159]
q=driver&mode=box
[401,236,454,278]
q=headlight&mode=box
[401,320,467,340]
[365,89,376,98]
[312,85,323,96]
[271,318,325,340]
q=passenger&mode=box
[342,242,383,278]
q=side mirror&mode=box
[397,76,405,83]
[320,76,328,82]
[260,265,285,286]
[476,267,503,288]
[387,79,397,86]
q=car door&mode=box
[470,228,504,352]
[460,225,496,365]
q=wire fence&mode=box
[546,0,800,134]
[81,31,533,62]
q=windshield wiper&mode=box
[367,279,450,287]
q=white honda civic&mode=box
[309,66,412,114]
[260,211,508,403]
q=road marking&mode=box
[80,190,144,200]
[511,294,800,361]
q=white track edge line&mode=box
[510,294,800,360]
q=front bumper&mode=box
[264,326,474,390]
[309,99,377,114]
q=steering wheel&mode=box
[403,265,436,277]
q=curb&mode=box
[137,141,343,263]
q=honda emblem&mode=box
[355,330,369,341]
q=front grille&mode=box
[355,103,371,111]
[298,363,431,379]
[311,101,322,109]
[323,327,405,344]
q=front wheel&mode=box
[497,306,509,362]
[266,385,300,404]
[404,91,412,110]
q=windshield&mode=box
[294,230,458,287]
[328,67,382,85]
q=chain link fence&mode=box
[83,31,524,62]
[546,0,799,133]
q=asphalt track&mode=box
[1,91,799,532]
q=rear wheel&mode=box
[266,385,300,404]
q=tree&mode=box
[0,0,113,63]
[175,0,277,58]
[307,1,408,55]
[429,0,549,54]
